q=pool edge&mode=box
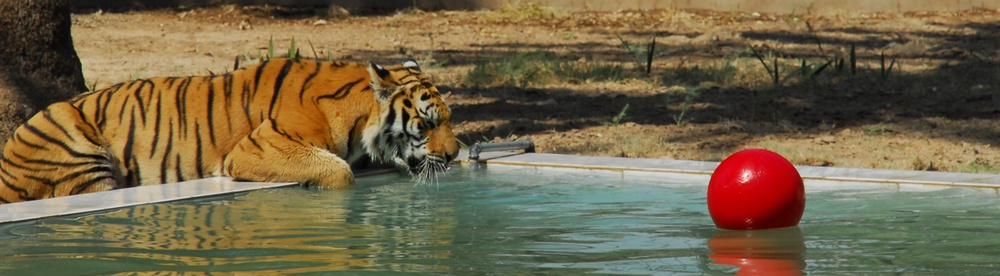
[0,177,301,224]
[459,151,1000,189]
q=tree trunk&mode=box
[0,0,87,147]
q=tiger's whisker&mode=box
[411,158,448,187]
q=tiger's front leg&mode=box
[222,120,355,188]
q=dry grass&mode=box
[485,1,566,23]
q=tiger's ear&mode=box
[368,62,393,101]
[402,58,421,73]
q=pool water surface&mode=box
[1,165,999,274]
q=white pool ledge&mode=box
[466,152,1000,189]
[0,177,297,224]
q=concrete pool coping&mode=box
[2,151,999,224]
[471,151,1000,189]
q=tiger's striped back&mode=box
[0,58,458,203]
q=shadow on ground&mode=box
[432,16,1000,154]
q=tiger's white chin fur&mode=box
[362,126,448,184]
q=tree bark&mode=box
[0,0,87,147]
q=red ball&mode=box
[708,149,805,230]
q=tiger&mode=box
[0,58,459,204]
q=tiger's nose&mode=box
[444,147,458,164]
[433,125,459,164]
[440,138,458,164]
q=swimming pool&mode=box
[1,163,999,274]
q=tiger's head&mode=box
[362,59,459,182]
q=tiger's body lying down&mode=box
[0,58,458,204]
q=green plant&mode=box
[562,31,576,40]
[465,51,623,88]
[748,46,782,87]
[267,35,275,59]
[307,39,319,59]
[747,46,839,87]
[963,158,1000,174]
[602,103,630,126]
[554,60,624,83]
[805,21,825,56]
[465,51,551,87]
[288,37,299,58]
[235,36,304,70]
[828,44,857,76]
[262,36,303,59]
[878,50,896,81]
[664,56,739,87]
[425,32,435,62]
[128,72,143,81]
[668,87,700,126]
[795,58,833,83]
[863,125,891,136]
[418,32,448,69]
[616,35,656,76]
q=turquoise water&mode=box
[1,165,999,275]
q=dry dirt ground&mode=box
[70,5,1000,174]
